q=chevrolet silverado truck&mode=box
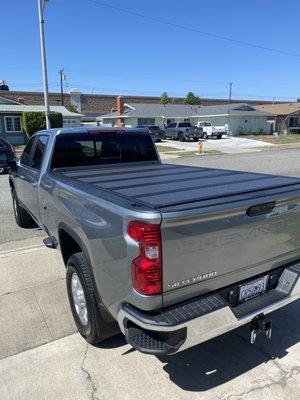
[8,127,300,355]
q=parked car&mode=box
[194,121,227,139]
[165,122,204,141]
[9,127,300,355]
[0,137,15,174]
[136,125,165,142]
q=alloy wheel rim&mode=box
[71,272,88,326]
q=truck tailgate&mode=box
[157,171,300,306]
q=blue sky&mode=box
[1,0,300,100]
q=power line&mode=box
[86,0,300,58]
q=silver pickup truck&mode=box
[8,127,300,355]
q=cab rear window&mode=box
[51,133,158,168]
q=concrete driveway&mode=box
[159,136,274,154]
[0,238,299,399]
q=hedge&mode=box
[22,112,63,137]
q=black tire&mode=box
[178,132,185,142]
[12,189,36,228]
[203,132,208,139]
[66,252,119,344]
[0,167,8,175]
[193,138,199,142]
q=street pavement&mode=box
[0,148,299,399]
[172,148,300,178]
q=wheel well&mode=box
[58,229,82,266]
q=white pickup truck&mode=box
[195,121,228,139]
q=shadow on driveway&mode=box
[157,301,299,392]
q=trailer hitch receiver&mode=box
[250,314,272,344]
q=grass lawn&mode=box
[245,134,300,145]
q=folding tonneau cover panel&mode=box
[60,163,300,209]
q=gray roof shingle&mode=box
[101,102,272,119]
[0,104,83,117]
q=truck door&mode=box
[28,134,49,220]
[15,136,37,214]
[166,123,177,138]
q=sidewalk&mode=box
[0,238,76,359]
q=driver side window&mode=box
[20,137,35,167]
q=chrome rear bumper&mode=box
[117,263,300,355]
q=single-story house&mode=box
[190,103,272,135]
[100,98,199,128]
[256,103,300,133]
[100,97,272,136]
[0,95,83,145]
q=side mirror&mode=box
[9,159,18,172]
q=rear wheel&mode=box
[12,189,36,228]
[203,132,208,139]
[66,252,119,344]
[178,132,185,142]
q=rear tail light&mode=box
[128,221,162,295]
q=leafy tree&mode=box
[66,104,79,113]
[185,92,201,105]
[22,112,63,137]
[160,92,171,104]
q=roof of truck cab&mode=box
[36,126,149,137]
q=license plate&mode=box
[239,275,268,302]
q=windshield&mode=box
[51,133,158,168]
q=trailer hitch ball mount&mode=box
[250,313,272,344]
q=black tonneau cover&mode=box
[58,163,300,209]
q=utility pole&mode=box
[59,69,65,106]
[38,0,51,129]
[228,82,233,103]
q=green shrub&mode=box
[22,111,63,137]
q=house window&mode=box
[289,117,299,127]
[4,116,22,133]
[138,118,155,126]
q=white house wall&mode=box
[191,115,229,127]
[100,117,166,128]
[191,115,269,135]
[228,116,270,135]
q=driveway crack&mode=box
[81,343,98,400]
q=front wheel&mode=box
[12,189,36,228]
[66,252,119,344]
